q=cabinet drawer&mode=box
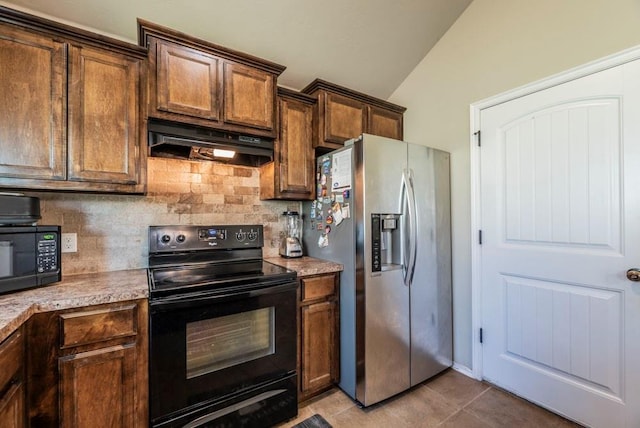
[301,274,336,303]
[60,304,137,349]
[0,328,23,390]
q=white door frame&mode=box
[469,44,640,380]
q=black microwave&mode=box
[0,226,61,295]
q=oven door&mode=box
[149,279,298,426]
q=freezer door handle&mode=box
[402,169,417,286]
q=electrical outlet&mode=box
[61,233,77,253]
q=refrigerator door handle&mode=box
[402,169,417,286]
[401,171,409,284]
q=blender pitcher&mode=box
[279,211,303,258]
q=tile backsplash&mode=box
[31,157,296,275]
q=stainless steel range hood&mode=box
[148,120,274,167]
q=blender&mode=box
[279,211,303,258]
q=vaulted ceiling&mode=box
[0,0,472,99]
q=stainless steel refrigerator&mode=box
[302,133,452,406]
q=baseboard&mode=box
[452,363,479,380]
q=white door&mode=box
[479,59,640,427]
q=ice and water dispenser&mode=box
[371,213,401,272]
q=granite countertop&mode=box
[0,257,342,343]
[265,256,343,277]
[0,268,148,343]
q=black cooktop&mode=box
[149,260,295,294]
[147,225,297,299]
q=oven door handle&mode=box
[150,280,298,312]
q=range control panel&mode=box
[149,225,263,252]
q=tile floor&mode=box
[278,369,583,427]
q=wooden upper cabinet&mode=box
[0,23,66,181]
[302,79,406,152]
[68,45,141,185]
[278,95,313,196]
[260,88,315,200]
[368,105,403,140]
[324,93,366,147]
[139,19,285,138]
[224,62,275,130]
[156,39,220,120]
[0,7,147,193]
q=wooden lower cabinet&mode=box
[0,326,26,428]
[27,300,148,427]
[59,345,137,427]
[298,273,339,402]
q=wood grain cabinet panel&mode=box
[59,345,137,428]
[0,383,25,428]
[68,45,141,185]
[0,23,66,181]
[59,304,137,349]
[298,273,339,402]
[27,300,148,427]
[156,40,220,120]
[0,327,26,428]
[367,105,403,140]
[301,301,336,394]
[224,62,275,131]
[0,8,147,193]
[324,93,366,146]
[301,274,336,302]
[260,88,315,200]
[302,79,406,151]
[139,19,285,138]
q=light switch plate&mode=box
[61,233,77,253]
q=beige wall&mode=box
[389,0,640,369]
[34,158,295,275]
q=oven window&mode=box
[186,307,275,378]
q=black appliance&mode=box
[148,120,274,167]
[0,193,61,295]
[148,225,298,428]
[0,193,41,225]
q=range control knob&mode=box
[176,234,186,243]
[160,234,171,244]
[236,232,246,241]
[247,231,258,241]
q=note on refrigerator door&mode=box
[331,202,343,226]
[331,148,352,192]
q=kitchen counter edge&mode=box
[265,256,343,277]
[0,268,148,343]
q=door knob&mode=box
[626,269,640,281]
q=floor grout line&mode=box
[461,385,494,409]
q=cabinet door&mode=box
[0,327,26,428]
[323,92,365,147]
[156,39,220,120]
[0,383,26,428]
[224,62,275,131]
[279,97,314,197]
[59,345,137,428]
[367,105,403,140]
[0,24,66,180]
[301,300,338,395]
[68,45,141,184]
